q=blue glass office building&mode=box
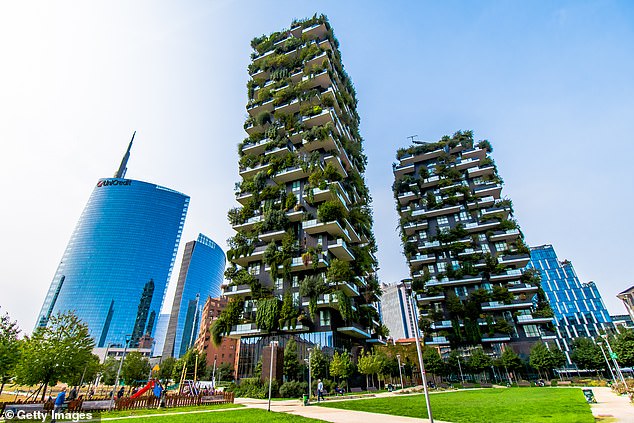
[37,173,189,348]
[528,245,614,362]
[162,234,226,358]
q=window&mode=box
[481,244,490,253]
[524,325,540,337]
[460,211,470,221]
[455,286,467,297]
[319,310,331,326]
[478,233,487,241]
[275,278,283,291]
[437,216,449,225]
[293,292,300,306]
[248,263,260,276]
[292,276,299,288]
[291,181,301,192]
[495,242,508,252]
[437,262,447,272]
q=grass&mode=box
[319,388,594,423]
[101,408,325,422]
[99,403,243,418]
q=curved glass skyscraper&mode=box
[37,137,190,348]
[162,234,226,358]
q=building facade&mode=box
[163,234,226,358]
[194,297,239,376]
[37,140,189,348]
[611,314,634,331]
[152,313,170,357]
[381,281,418,341]
[392,132,554,357]
[220,15,380,378]
[529,244,614,362]
[617,286,634,324]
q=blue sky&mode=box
[1,0,633,332]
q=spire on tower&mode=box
[114,131,135,178]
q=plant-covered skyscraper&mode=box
[393,131,555,357]
[218,15,381,378]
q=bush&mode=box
[317,200,347,222]
[227,377,280,398]
[279,380,308,398]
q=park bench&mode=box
[517,381,531,387]
[461,383,476,388]
[366,387,378,392]
[80,400,114,412]
[350,387,363,393]
[201,395,226,405]
[438,383,450,389]
[558,380,572,386]
[480,383,493,388]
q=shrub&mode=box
[279,380,308,398]
[317,200,347,223]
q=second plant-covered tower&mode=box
[393,131,555,358]
[218,15,381,378]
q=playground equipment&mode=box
[131,379,163,399]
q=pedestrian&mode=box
[317,379,324,402]
[51,387,66,423]
[117,386,124,399]
[68,386,78,401]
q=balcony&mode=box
[258,229,287,242]
[324,154,348,178]
[227,323,262,338]
[222,284,251,297]
[490,269,523,282]
[302,133,337,152]
[328,238,355,261]
[468,165,495,178]
[397,191,417,205]
[273,97,301,115]
[232,246,266,267]
[264,145,292,158]
[481,335,511,343]
[393,163,415,178]
[337,322,371,339]
[235,191,254,206]
[418,240,440,251]
[426,336,450,345]
[399,148,445,166]
[232,214,263,231]
[412,204,461,218]
[507,283,538,294]
[431,320,453,330]
[290,255,329,270]
[481,206,511,220]
[279,323,309,333]
[467,195,495,209]
[300,107,334,129]
[246,98,274,117]
[455,157,480,170]
[242,138,272,156]
[328,280,359,297]
[481,300,533,311]
[516,314,554,325]
[304,51,328,70]
[416,293,445,303]
[498,254,530,268]
[239,163,271,179]
[409,254,435,268]
[464,220,500,233]
[489,229,521,242]
[286,210,304,222]
[302,22,328,39]
[426,275,483,287]
[301,69,331,90]
[473,183,502,198]
[402,220,428,235]
[302,219,350,241]
[462,147,487,160]
[272,165,310,183]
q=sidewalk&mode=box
[236,397,451,423]
[590,387,634,422]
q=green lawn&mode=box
[101,408,325,422]
[319,388,594,423]
[100,403,243,418]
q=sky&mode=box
[1,0,633,334]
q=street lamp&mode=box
[457,355,465,384]
[408,292,434,423]
[212,354,218,390]
[597,342,617,381]
[267,340,279,412]
[304,347,313,402]
[396,354,404,390]
[111,335,131,410]
[600,334,628,390]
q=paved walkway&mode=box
[590,387,634,422]
[236,397,450,423]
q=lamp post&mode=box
[457,355,465,384]
[598,342,616,381]
[601,335,628,390]
[408,293,433,423]
[212,354,218,390]
[111,335,131,410]
[267,340,278,412]
[396,354,404,390]
[305,347,313,402]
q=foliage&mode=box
[326,259,353,283]
[329,351,353,383]
[121,351,151,386]
[467,348,492,373]
[611,329,634,367]
[279,380,308,398]
[0,309,21,393]
[310,346,329,380]
[422,347,445,376]
[14,311,95,400]
[172,349,206,382]
[157,356,176,383]
[317,200,348,222]
[227,377,268,399]
[211,297,245,346]
[283,338,300,381]
[66,353,100,387]
[300,275,326,317]
[530,343,567,377]
[570,338,603,370]
[255,297,280,332]
[279,292,298,329]
[497,348,522,371]
[100,356,119,386]
[357,351,382,386]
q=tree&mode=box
[216,362,234,381]
[329,351,353,389]
[66,353,101,387]
[357,352,382,388]
[530,342,567,379]
[310,346,329,380]
[101,357,119,386]
[283,338,300,381]
[15,311,95,400]
[157,357,176,384]
[0,310,21,395]
[611,329,634,367]
[121,351,151,387]
[422,347,445,381]
[496,348,522,383]
[570,338,603,371]
[171,349,206,382]
[467,348,492,381]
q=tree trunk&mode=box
[365,374,369,390]
[0,381,5,396]
[41,382,48,402]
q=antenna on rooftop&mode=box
[408,134,427,145]
[114,131,135,178]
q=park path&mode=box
[236,396,451,423]
[590,387,634,422]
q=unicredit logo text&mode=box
[97,179,132,187]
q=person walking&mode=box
[117,386,124,399]
[317,379,324,402]
[51,387,66,423]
